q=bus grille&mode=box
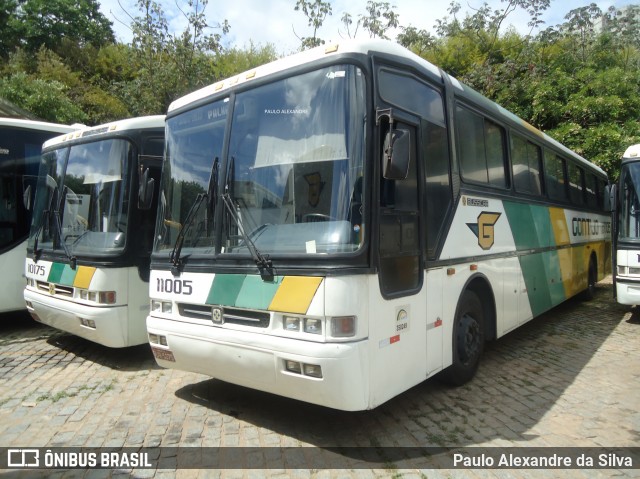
[36,281,74,297]
[178,303,270,328]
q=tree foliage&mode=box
[294,0,333,49]
[3,0,115,55]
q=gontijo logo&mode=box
[467,212,502,250]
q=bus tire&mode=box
[441,289,485,386]
[580,256,597,301]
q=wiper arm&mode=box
[170,192,207,274]
[52,207,77,270]
[221,191,274,282]
[33,209,50,262]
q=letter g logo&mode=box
[467,212,502,250]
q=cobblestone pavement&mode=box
[0,277,638,478]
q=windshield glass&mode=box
[619,161,640,241]
[155,64,366,259]
[154,99,227,255]
[28,139,132,255]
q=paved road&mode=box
[0,277,638,478]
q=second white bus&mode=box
[24,116,165,347]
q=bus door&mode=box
[375,66,453,379]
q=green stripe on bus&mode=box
[59,265,76,286]
[503,202,569,316]
[47,262,78,286]
[206,274,246,306]
[47,262,66,284]
[503,202,553,250]
[519,250,567,317]
[235,275,282,310]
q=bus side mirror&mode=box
[138,168,155,210]
[382,128,411,180]
[607,184,616,213]
[23,184,32,211]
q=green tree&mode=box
[294,0,332,50]
[341,1,399,40]
[170,0,230,96]
[214,43,279,80]
[0,72,87,123]
[15,0,115,53]
[0,0,19,58]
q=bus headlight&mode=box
[151,299,172,314]
[283,316,301,331]
[304,318,322,334]
[303,363,323,378]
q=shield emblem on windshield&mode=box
[304,172,324,207]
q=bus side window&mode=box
[584,174,598,209]
[568,162,585,206]
[511,133,543,196]
[424,121,451,259]
[456,105,507,188]
[544,151,568,201]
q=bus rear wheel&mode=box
[441,290,485,386]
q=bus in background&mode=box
[24,116,164,347]
[0,118,77,314]
[147,40,610,411]
[613,144,640,305]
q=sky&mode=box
[98,0,637,54]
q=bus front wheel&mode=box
[441,290,485,386]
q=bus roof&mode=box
[168,39,605,177]
[43,115,165,150]
[167,39,439,113]
[0,117,77,134]
[623,144,640,159]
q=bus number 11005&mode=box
[156,278,193,295]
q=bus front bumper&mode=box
[24,288,146,348]
[146,314,370,411]
[616,277,640,305]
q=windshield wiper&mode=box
[32,209,50,262]
[52,207,77,270]
[221,191,274,282]
[54,186,77,269]
[170,192,207,274]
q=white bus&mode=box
[0,118,77,314]
[24,116,165,347]
[147,40,610,410]
[613,144,640,305]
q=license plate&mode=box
[151,347,175,362]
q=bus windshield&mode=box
[29,139,132,256]
[619,160,640,241]
[156,64,366,259]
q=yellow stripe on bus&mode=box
[549,207,570,246]
[268,276,323,314]
[73,266,97,289]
